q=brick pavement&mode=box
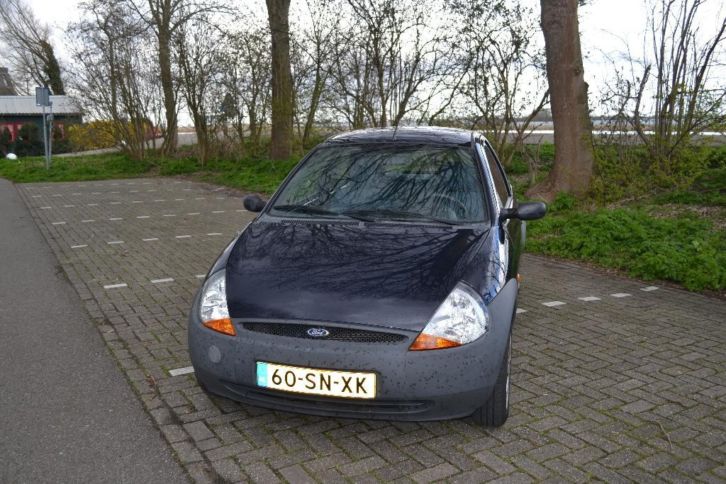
[16,177,726,483]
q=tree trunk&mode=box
[158,30,177,156]
[527,0,594,201]
[266,0,294,160]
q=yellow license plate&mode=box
[256,362,376,399]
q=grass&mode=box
[526,193,726,291]
[0,153,154,182]
[2,145,725,293]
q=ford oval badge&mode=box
[307,327,330,338]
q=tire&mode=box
[471,332,511,427]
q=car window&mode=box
[270,144,488,223]
[482,143,510,206]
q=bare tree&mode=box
[68,0,160,160]
[333,0,447,128]
[220,27,272,150]
[612,0,725,166]
[266,0,295,160]
[0,0,65,94]
[125,0,221,156]
[448,0,549,167]
[291,0,340,147]
[527,0,595,200]
[176,16,221,165]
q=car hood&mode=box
[225,219,498,331]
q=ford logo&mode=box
[307,327,330,338]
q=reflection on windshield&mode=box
[270,144,488,223]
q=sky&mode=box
[20,0,726,119]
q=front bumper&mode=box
[188,282,516,421]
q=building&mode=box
[0,95,83,141]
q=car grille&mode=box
[242,322,407,344]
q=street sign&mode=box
[35,86,51,107]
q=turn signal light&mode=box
[409,333,461,351]
[203,318,236,336]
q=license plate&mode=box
[256,362,376,399]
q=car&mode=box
[188,127,546,427]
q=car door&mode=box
[476,139,522,280]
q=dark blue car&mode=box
[189,127,546,427]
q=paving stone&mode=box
[17,178,726,483]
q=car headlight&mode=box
[410,282,489,350]
[198,270,235,336]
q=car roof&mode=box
[326,127,475,146]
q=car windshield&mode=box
[269,144,488,224]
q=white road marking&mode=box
[142,238,159,241]
[81,219,95,223]
[40,206,52,209]
[174,198,184,201]
[52,221,66,225]
[110,191,119,194]
[71,244,87,249]
[154,199,166,202]
[163,214,176,217]
[187,212,200,216]
[32,195,41,198]
[542,301,566,307]
[611,293,631,298]
[109,217,123,221]
[88,203,99,206]
[175,235,191,239]
[151,278,174,284]
[107,240,124,245]
[169,366,195,377]
[207,232,223,236]
[216,197,225,200]
[579,296,601,302]
[195,274,206,279]
[136,215,150,219]
[516,308,527,314]
[183,188,192,191]
[63,204,75,207]
[142,182,151,185]
[104,283,127,290]
[72,192,81,195]
[147,189,157,192]
[195,197,204,200]
[212,210,225,213]
[641,286,659,292]
[130,190,139,193]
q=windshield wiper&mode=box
[273,204,341,216]
[342,208,462,225]
[272,204,374,222]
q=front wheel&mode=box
[471,332,511,427]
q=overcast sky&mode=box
[22,0,726,119]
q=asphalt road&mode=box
[0,178,187,483]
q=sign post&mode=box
[35,87,52,169]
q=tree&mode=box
[527,0,595,200]
[176,16,221,165]
[69,0,161,160]
[266,0,295,160]
[448,0,549,167]
[126,0,221,156]
[609,0,725,170]
[0,0,65,94]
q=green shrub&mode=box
[527,208,726,291]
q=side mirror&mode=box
[500,202,547,222]
[243,194,267,212]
